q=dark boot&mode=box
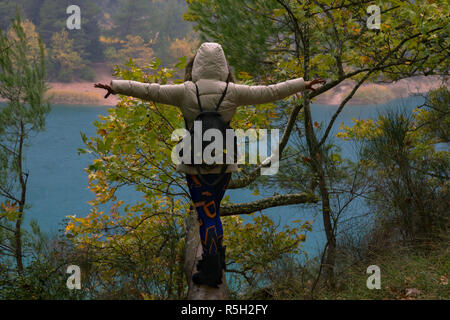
[196,252,206,271]
[218,245,226,270]
[197,246,226,271]
[192,253,222,288]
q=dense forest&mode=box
[0,0,448,301]
[0,0,196,82]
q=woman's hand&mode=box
[94,83,116,99]
[305,78,326,91]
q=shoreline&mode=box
[1,75,445,107]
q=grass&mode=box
[241,242,449,300]
[319,245,449,300]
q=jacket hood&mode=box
[192,42,229,82]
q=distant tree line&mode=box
[0,0,197,82]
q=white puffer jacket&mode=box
[110,42,306,174]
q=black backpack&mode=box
[180,78,237,186]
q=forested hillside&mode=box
[0,0,196,82]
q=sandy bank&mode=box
[314,75,446,105]
[47,81,119,106]
[2,72,445,107]
[47,75,445,107]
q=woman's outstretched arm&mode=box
[94,80,185,106]
[233,77,325,106]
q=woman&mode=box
[95,42,324,288]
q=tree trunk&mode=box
[15,121,26,275]
[303,97,336,285]
[15,215,23,274]
[317,174,335,285]
[183,210,229,300]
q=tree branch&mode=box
[221,192,318,216]
[318,70,373,147]
[317,26,444,147]
[228,99,304,189]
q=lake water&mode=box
[5,96,425,255]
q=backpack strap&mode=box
[215,78,229,111]
[194,83,203,113]
[194,72,230,113]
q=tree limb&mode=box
[228,100,304,189]
[221,192,318,216]
[318,70,373,147]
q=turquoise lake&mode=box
[4,96,425,255]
